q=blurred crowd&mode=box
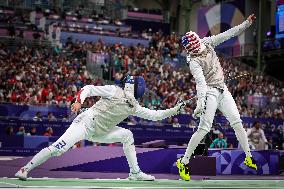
[0,30,283,120]
[0,6,146,40]
[0,31,283,150]
[0,42,103,106]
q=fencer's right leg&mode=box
[178,89,218,181]
[181,90,219,165]
[15,122,87,180]
[93,127,155,181]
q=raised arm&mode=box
[204,14,256,47]
[71,85,117,112]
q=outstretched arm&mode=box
[71,85,117,112]
[133,103,184,121]
[204,14,256,47]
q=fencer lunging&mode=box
[15,75,185,181]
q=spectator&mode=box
[247,122,268,150]
[62,114,69,122]
[17,30,24,38]
[33,112,43,121]
[127,116,137,125]
[43,127,53,136]
[228,143,234,148]
[27,127,37,136]
[274,126,284,150]
[47,112,57,122]
[16,126,26,136]
[5,126,14,136]
[172,117,181,128]
[166,117,173,126]
[210,133,227,148]
[188,120,197,129]
[267,138,274,149]
[7,21,15,37]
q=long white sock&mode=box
[181,129,208,165]
[24,147,52,172]
[233,123,252,157]
[123,144,140,173]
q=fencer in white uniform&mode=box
[176,14,257,181]
[15,75,185,181]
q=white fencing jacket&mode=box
[75,85,179,134]
[187,20,251,99]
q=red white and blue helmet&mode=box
[181,31,202,54]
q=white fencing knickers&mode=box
[24,111,140,173]
[182,86,252,164]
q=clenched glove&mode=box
[193,97,206,119]
[175,100,186,114]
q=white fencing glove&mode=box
[175,100,186,114]
[193,97,206,119]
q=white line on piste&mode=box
[9,186,284,189]
[2,178,284,189]
[0,181,21,187]
[7,178,284,182]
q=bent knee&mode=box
[121,129,134,145]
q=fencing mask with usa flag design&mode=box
[181,31,206,54]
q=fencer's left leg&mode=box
[218,88,257,170]
[15,122,88,180]
[94,127,155,181]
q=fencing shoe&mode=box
[176,157,190,181]
[128,171,155,181]
[244,156,257,170]
[15,167,28,181]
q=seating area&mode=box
[0,3,283,153]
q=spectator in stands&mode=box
[127,116,137,125]
[27,127,37,136]
[32,32,41,40]
[43,127,53,137]
[228,143,234,148]
[188,119,197,129]
[166,117,173,126]
[267,138,274,150]
[16,127,26,136]
[33,112,43,121]
[5,126,14,136]
[7,21,15,37]
[172,117,181,128]
[247,122,268,150]
[272,126,283,150]
[47,112,57,122]
[210,133,227,148]
[62,115,69,122]
[17,30,24,38]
